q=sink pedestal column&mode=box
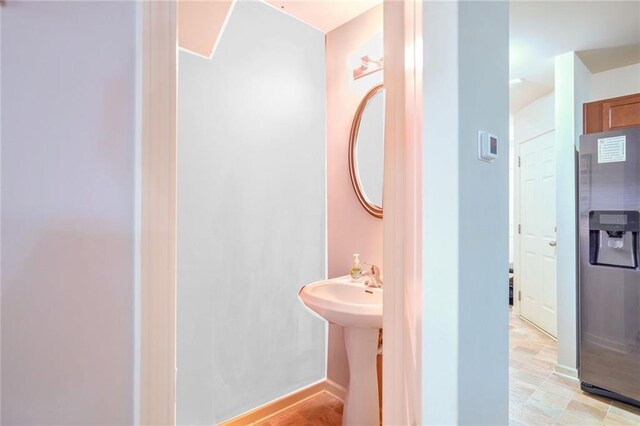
[342,327,380,426]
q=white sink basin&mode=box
[299,277,382,329]
[299,276,382,426]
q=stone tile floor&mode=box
[257,310,640,425]
[509,310,640,425]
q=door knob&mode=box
[549,240,557,247]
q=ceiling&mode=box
[178,0,234,58]
[178,0,380,57]
[509,1,640,112]
[271,0,639,111]
[178,1,638,112]
[264,0,380,33]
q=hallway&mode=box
[509,311,640,424]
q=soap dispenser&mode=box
[350,254,362,280]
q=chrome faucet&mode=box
[361,264,383,288]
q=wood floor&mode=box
[255,391,343,426]
[256,310,640,425]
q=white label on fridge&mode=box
[598,135,626,164]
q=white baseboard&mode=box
[555,363,579,380]
[324,379,347,400]
[219,379,345,426]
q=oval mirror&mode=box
[349,84,385,218]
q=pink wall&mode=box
[178,0,233,57]
[326,4,384,388]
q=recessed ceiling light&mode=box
[509,78,524,87]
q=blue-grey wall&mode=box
[177,1,327,423]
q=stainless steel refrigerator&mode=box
[579,126,640,406]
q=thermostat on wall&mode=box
[478,131,498,162]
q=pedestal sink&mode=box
[299,277,382,426]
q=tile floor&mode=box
[509,310,640,425]
[257,310,640,425]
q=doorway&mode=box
[517,129,558,337]
[159,1,420,425]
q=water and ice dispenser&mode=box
[589,210,639,269]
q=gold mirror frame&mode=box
[348,83,384,219]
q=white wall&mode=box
[590,62,640,101]
[1,2,138,424]
[176,1,327,424]
[422,1,509,423]
[513,93,555,144]
[554,52,590,376]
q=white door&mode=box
[519,131,557,337]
